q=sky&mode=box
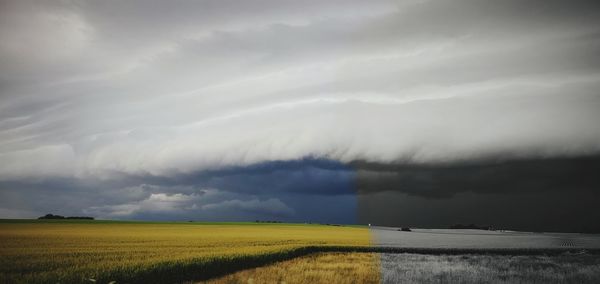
[1,0,599,231]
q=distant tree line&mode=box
[254,220,282,223]
[38,214,94,220]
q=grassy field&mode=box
[380,253,600,283]
[0,220,370,283]
[206,252,380,284]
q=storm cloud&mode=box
[354,155,600,198]
[1,0,600,224]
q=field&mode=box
[380,253,600,283]
[206,252,380,284]
[371,227,600,249]
[0,220,370,283]
[205,252,600,284]
[3,220,600,284]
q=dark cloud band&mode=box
[353,155,600,198]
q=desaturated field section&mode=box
[206,252,380,284]
[371,227,600,249]
[380,253,600,283]
[370,227,600,284]
[0,220,370,283]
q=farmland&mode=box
[0,220,370,283]
[207,252,380,284]
[3,220,600,283]
[380,253,600,283]
[206,252,600,284]
[371,227,600,249]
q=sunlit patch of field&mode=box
[380,253,600,283]
[0,220,370,283]
[205,252,380,284]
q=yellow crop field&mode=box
[206,252,380,284]
[0,220,370,283]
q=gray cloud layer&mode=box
[2,0,600,181]
[1,0,600,221]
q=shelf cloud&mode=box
[1,0,599,225]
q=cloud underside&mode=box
[355,155,600,198]
[0,159,357,222]
[85,191,295,220]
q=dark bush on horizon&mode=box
[38,214,94,220]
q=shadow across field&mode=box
[104,247,333,283]
[5,245,599,283]
[205,252,380,284]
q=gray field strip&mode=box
[370,227,600,249]
[378,253,600,284]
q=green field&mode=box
[0,220,370,283]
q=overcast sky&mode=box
[1,0,599,228]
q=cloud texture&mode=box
[1,0,600,223]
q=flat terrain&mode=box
[206,252,380,284]
[3,220,600,283]
[380,253,600,283]
[0,220,369,283]
[371,227,600,249]
[204,252,600,284]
